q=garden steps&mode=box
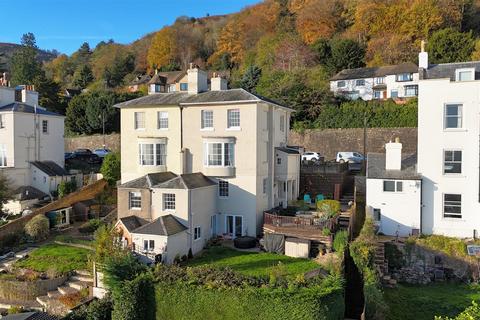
[67,280,93,290]
[75,269,91,277]
[47,290,63,298]
[58,286,78,295]
[70,274,93,282]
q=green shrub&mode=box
[58,180,78,198]
[79,218,104,233]
[64,296,113,320]
[333,230,348,256]
[24,215,49,241]
[100,153,121,186]
[435,301,480,320]
[112,273,155,320]
[322,228,332,236]
[413,235,473,259]
[316,200,341,218]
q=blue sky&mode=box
[0,0,261,55]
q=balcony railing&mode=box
[264,212,337,231]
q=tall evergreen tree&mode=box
[72,64,94,89]
[240,65,262,93]
[33,72,65,114]
[10,33,42,85]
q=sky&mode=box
[0,0,261,55]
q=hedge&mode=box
[293,99,417,130]
[155,282,344,320]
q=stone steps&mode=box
[36,295,55,308]
[58,286,79,296]
[67,280,92,291]
[70,274,93,282]
[75,270,91,277]
[47,290,62,298]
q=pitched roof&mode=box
[1,312,58,320]
[31,161,69,176]
[367,153,421,180]
[119,215,148,233]
[147,73,168,85]
[130,74,152,85]
[275,147,300,155]
[421,61,480,80]
[119,172,177,189]
[114,88,291,110]
[119,172,216,190]
[0,103,63,116]
[13,186,48,201]
[132,214,187,236]
[331,62,419,81]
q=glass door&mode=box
[234,216,243,237]
[226,215,243,238]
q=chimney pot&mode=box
[385,140,402,171]
[419,40,428,69]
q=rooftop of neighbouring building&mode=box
[367,153,421,180]
[420,60,480,80]
[12,186,49,201]
[330,62,418,81]
[118,215,149,232]
[113,88,291,110]
[118,172,216,190]
[0,102,62,116]
[31,161,69,177]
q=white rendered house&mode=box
[330,62,419,101]
[366,140,422,237]
[0,85,68,198]
[114,65,300,249]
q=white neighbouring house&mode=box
[0,85,73,208]
[366,140,422,237]
[330,62,419,101]
[114,65,300,263]
[366,47,480,238]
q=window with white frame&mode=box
[42,120,48,134]
[396,73,413,82]
[383,180,403,192]
[443,194,461,218]
[444,104,462,129]
[201,110,213,129]
[129,192,141,209]
[0,144,6,167]
[263,178,267,194]
[373,90,383,99]
[404,85,418,97]
[444,150,462,174]
[227,109,240,128]
[0,115,4,128]
[134,112,145,129]
[456,69,474,81]
[180,83,188,91]
[163,193,175,210]
[390,89,398,98]
[280,115,285,132]
[168,84,176,92]
[143,239,155,251]
[194,226,201,240]
[337,80,346,88]
[138,143,166,166]
[204,142,234,167]
[219,180,229,197]
[157,111,168,129]
[356,79,365,86]
[375,77,385,84]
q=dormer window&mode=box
[455,68,474,81]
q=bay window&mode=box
[138,143,166,166]
[204,142,234,167]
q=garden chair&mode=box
[316,194,325,202]
[303,194,312,204]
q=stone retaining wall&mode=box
[0,276,67,301]
[65,133,120,153]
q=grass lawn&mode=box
[384,283,480,320]
[187,246,319,277]
[15,243,91,274]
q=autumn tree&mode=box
[147,27,177,71]
[427,28,475,63]
[274,34,316,71]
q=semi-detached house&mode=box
[114,65,300,263]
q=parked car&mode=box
[64,152,74,160]
[66,148,102,164]
[336,152,365,164]
[302,152,322,162]
[93,148,112,158]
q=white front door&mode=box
[225,215,243,238]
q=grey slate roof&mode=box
[275,147,300,155]
[130,74,152,85]
[119,172,177,189]
[132,214,187,236]
[13,186,48,201]
[0,103,62,116]
[367,153,421,180]
[421,61,480,80]
[114,88,291,110]
[120,172,216,190]
[331,62,418,81]
[119,215,148,232]
[31,161,69,176]
[1,312,58,320]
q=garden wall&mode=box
[155,283,344,320]
[0,276,67,301]
[65,134,120,152]
[0,179,107,242]
[288,127,417,160]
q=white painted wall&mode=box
[366,178,422,237]
[418,78,480,237]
